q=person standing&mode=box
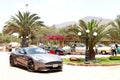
[39,42,44,49]
[47,42,51,50]
[111,42,117,56]
[95,45,98,54]
[8,45,12,52]
[115,42,118,49]
[71,43,76,52]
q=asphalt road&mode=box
[0,52,120,80]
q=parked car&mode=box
[7,42,20,52]
[0,44,5,51]
[73,43,111,55]
[74,43,86,54]
[109,44,120,54]
[9,46,63,72]
[48,47,65,55]
[62,45,72,54]
[96,44,111,54]
[117,46,120,53]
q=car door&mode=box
[16,49,28,66]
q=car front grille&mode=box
[45,61,62,65]
[46,66,62,70]
[45,61,62,70]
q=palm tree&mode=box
[79,19,111,60]
[3,11,44,47]
[64,24,80,42]
[110,16,120,43]
[66,24,79,36]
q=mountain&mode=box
[55,16,113,28]
[55,21,76,28]
[82,16,112,24]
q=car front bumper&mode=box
[34,61,63,71]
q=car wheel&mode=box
[56,52,59,55]
[101,51,106,55]
[27,59,35,72]
[68,53,71,55]
[10,56,15,67]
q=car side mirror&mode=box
[19,50,26,54]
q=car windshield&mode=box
[97,44,106,47]
[76,43,86,47]
[27,47,48,54]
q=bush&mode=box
[109,56,120,60]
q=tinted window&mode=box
[15,48,25,54]
[76,44,86,47]
[97,44,105,47]
[27,47,48,54]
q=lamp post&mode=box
[25,4,28,12]
[78,30,97,64]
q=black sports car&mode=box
[48,47,65,55]
[9,46,63,72]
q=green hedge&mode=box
[109,56,120,60]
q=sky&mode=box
[0,0,120,32]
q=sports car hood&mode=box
[30,54,62,63]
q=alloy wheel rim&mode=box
[27,60,34,71]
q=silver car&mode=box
[75,43,86,54]
[9,47,63,72]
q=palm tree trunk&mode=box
[89,47,96,60]
[21,36,28,47]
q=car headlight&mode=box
[33,57,45,62]
[38,59,46,62]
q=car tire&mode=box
[27,59,35,72]
[56,52,59,55]
[67,53,71,55]
[101,51,106,55]
[10,56,15,67]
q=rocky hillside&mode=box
[55,16,113,28]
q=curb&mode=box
[64,63,120,66]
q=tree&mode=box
[3,11,44,47]
[66,24,79,37]
[110,16,120,43]
[58,24,80,44]
[31,25,59,45]
[79,19,111,60]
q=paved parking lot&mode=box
[0,52,120,80]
